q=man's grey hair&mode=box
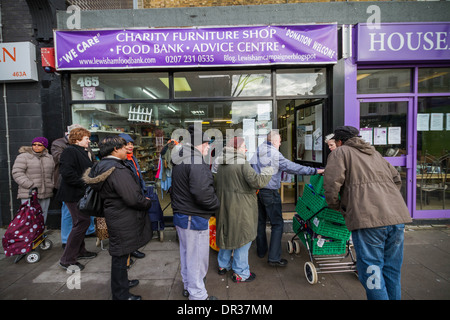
[267,130,280,143]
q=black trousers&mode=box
[111,254,130,300]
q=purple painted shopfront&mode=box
[345,22,450,219]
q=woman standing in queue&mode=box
[58,127,97,272]
[83,136,152,300]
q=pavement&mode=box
[0,224,449,302]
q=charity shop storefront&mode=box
[344,22,450,219]
[53,24,338,214]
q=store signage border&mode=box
[54,24,337,70]
[357,22,450,63]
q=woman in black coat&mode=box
[57,127,96,272]
[83,136,152,300]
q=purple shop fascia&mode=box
[345,22,450,219]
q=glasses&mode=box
[32,143,44,147]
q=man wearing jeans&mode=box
[251,131,323,267]
[323,126,412,300]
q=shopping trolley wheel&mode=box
[304,262,318,285]
[39,239,53,251]
[287,240,293,254]
[159,230,164,242]
[26,251,41,264]
[293,240,301,254]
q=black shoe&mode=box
[206,296,219,300]
[182,289,189,298]
[268,259,288,267]
[129,279,139,288]
[218,267,228,275]
[232,272,256,283]
[127,294,142,300]
[131,250,145,259]
[77,251,97,260]
[59,262,84,272]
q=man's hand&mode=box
[317,169,325,174]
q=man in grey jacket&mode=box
[323,126,412,300]
[251,130,323,267]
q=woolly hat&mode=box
[333,126,361,142]
[32,137,48,149]
[188,125,210,146]
[118,133,134,144]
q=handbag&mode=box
[77,186,103,217]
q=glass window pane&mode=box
[416,97,450,211]
[359,101,408,157]
[70,73,169,100]
[276,68,326,96]
[418,67,450,93]
[174,70,271,98]
[357,69,412,94]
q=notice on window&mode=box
[257,104,271,121]
[417,113,430,131]
[430,113,444,131]
[388,127,401,145]
[305,134,313,150]
[360,128,373,145]
[374,127,387,145]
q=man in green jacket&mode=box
[323,126,412,300]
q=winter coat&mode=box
[323,137,412,231]
[215,147,273,250]
[251,141,317,190]
[171,143,220,218]
[56,144,93,203]
[50,136,69,189]
[12,146,55,199]
[83,157,152,257]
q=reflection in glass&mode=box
[174,70,271,98]
[357,69,412,94]
[70,73,169,100]
[276,68,326,96]
[418,67,450,93]
[360,101,408,157]
[416,97,450,211]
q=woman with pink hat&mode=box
[12,136,55,223]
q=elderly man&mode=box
[251,130,323,267]
[323,126,412,300]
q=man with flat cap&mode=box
[171,125,220,300]
[323,125,412,300]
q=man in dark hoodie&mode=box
[171,125,220,300]
[323,126,412,300]
[83,136,152,300]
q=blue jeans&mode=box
[256,189,283,262]
[352,224,405,300]
[218,241,252,280]
[61,202,95,244]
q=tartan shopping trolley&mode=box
[287,175,357,284]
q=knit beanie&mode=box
[32,137,48,149]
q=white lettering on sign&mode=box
[369,31,450,52]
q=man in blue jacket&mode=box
[251,130,323,267]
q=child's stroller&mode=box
[2,188,53,264]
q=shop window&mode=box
[360,101,408,158]
[276,68,326,96]
[173,70,271,98]
[70,73,169,101]
[418,67,450,93]
[357,69,412,94]
[416,97,450,211]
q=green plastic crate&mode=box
[295,197,316,220]
[299,229,347,256]
[309,174,325,195]
[319,207,346,225]
[309,216,351,241]
[301,184,327,214]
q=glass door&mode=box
[358,98,413,211]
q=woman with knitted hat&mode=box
[12,137,55,223]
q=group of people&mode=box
[11,123,412,301]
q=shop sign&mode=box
[357,23,450,62]
[54,24,337,70]
[0,42,38,82]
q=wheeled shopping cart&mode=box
[287,175,357,284]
